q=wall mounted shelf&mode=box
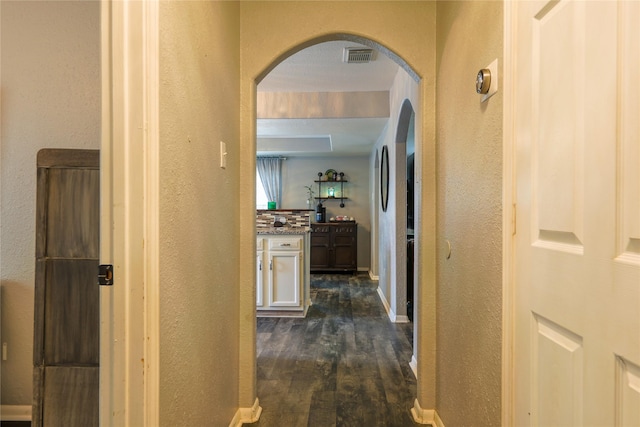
[315,172,348,208]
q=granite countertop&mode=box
[257,227,311,235]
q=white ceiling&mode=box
[257,41,400,157]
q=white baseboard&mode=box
[357,267,369,272]
[409,354,418,379]
[410,399,445,427]
[375,287,409,323]
[230,398,261,426]
[376,286,391,317]
[411,399,434,425]
[368,270,379,280]
[394,314,410,323]
[1,405,32,421]
[229,408,241,427]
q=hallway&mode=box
[248,274,419,426]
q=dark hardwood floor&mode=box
[246,273,421,427]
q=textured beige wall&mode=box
[158,2,241,425]
[281,156,371,269]
[239,0,437,408]
[0,1,100,406]
[370,67,419,318]
[0,1,506,420]
[435,1,503,425]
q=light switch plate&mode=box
[220,141,227,169]
[481,58,498,103]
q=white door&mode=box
[514,1,640,426]
[268,251,301,307]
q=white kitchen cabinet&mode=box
[268,250,300,306]
[256,233,309,316]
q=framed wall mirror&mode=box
[380,145,389,212]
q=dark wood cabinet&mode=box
[310,223,357,273]
[34,149,100,427]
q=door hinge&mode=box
[98,264,114,286]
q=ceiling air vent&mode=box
[343,47,375,63]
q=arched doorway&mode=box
[393,99,416,325]
[245,34,430,422]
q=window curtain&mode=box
[257,157,282,207]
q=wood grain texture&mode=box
[35,168,50,259]
[42,367,99,427]
[43,259,99,365]
[33,261,47,366]
[247,274,419,427]
[32,367,44,426]
[45,168,99,258]
[37,149,99,169]
[33,149,100,427]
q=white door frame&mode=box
[100,1,160,425]
[502,1,516,425]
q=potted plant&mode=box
[304,185,315,207]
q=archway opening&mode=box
[251,34,424,420]
[392,99,417,363]
[393,99,416,324]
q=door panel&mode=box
[514,1,640,425]
[45,168,100,258]
[33,149,100,427]
[533,0,585,248]
[532,314,584,427]
[310,231,330,269]
[43,259,99,365]
[269,251,300,306]
[42,367,99,427]
[617,0,640,264]
[616,356,640,427]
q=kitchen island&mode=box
[256,227,311,317]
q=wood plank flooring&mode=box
[246,274,420,427]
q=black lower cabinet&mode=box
[310,223,357,273]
